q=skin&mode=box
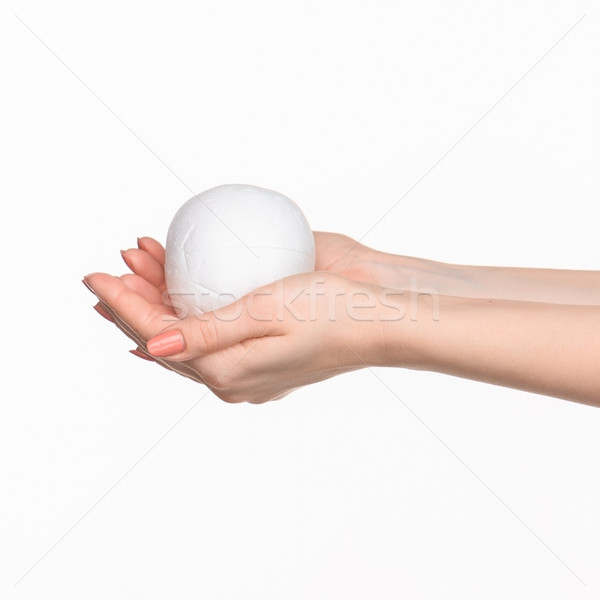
[83,232,600,407]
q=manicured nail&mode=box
[120,249,130,266]
[130,348,155,361]
[93,303,114,322]
[82,277,97,295]
[146,330,185,357]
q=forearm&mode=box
[368,251,600,305]
[379,294,600,407]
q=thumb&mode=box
[145,296,274,360]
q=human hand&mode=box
[84,236,403,403]
[314,231,424,290]
[313,231,383,283]
[85,237,208,385]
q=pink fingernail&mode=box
[82,277,97,295]
[130,348,155,361]
[146,330,185,357]
[93,303,114,322]
[120,249,133,269]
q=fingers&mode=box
[137,236,165,267]
[130,347,155,361]
[93,301,145,350]
[85,272,207,386]
[127,345,208,385]
[84,272,173,341]
[93,302,114,322]
[145,295,280,361]
[119,273,168,306]
[121,247,166,291]
[89,294,148,351]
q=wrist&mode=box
[370,252,481,299]
[353,284,429,369]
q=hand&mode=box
[314,231,418,290]
[313,231,383,283]
[86,237,207,385]
[84,236,397,403]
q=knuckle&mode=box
[217,390,244,404]
[196,316,220,353]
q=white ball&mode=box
[165,184,316,317]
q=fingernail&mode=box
[146,330,185,357]
[82,277,97,295]
[120,249,133,270]
[130,348,155,361]
[136,237,142,248]
[93,303,114,322]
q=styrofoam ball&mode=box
[165,184,315,317]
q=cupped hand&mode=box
[314,231,413,289]
[84,235,394,403]
[313,231,382,283]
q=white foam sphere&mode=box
[165,184,315,317]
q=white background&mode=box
[1,1,599,598]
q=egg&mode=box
[165,184,316,317]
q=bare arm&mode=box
[381,293,600,407]
[87,234,600,408]
[366,252,600,306]
[371,253,600,305]
[313,232,600,305]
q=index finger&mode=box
[84,272,178,341]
